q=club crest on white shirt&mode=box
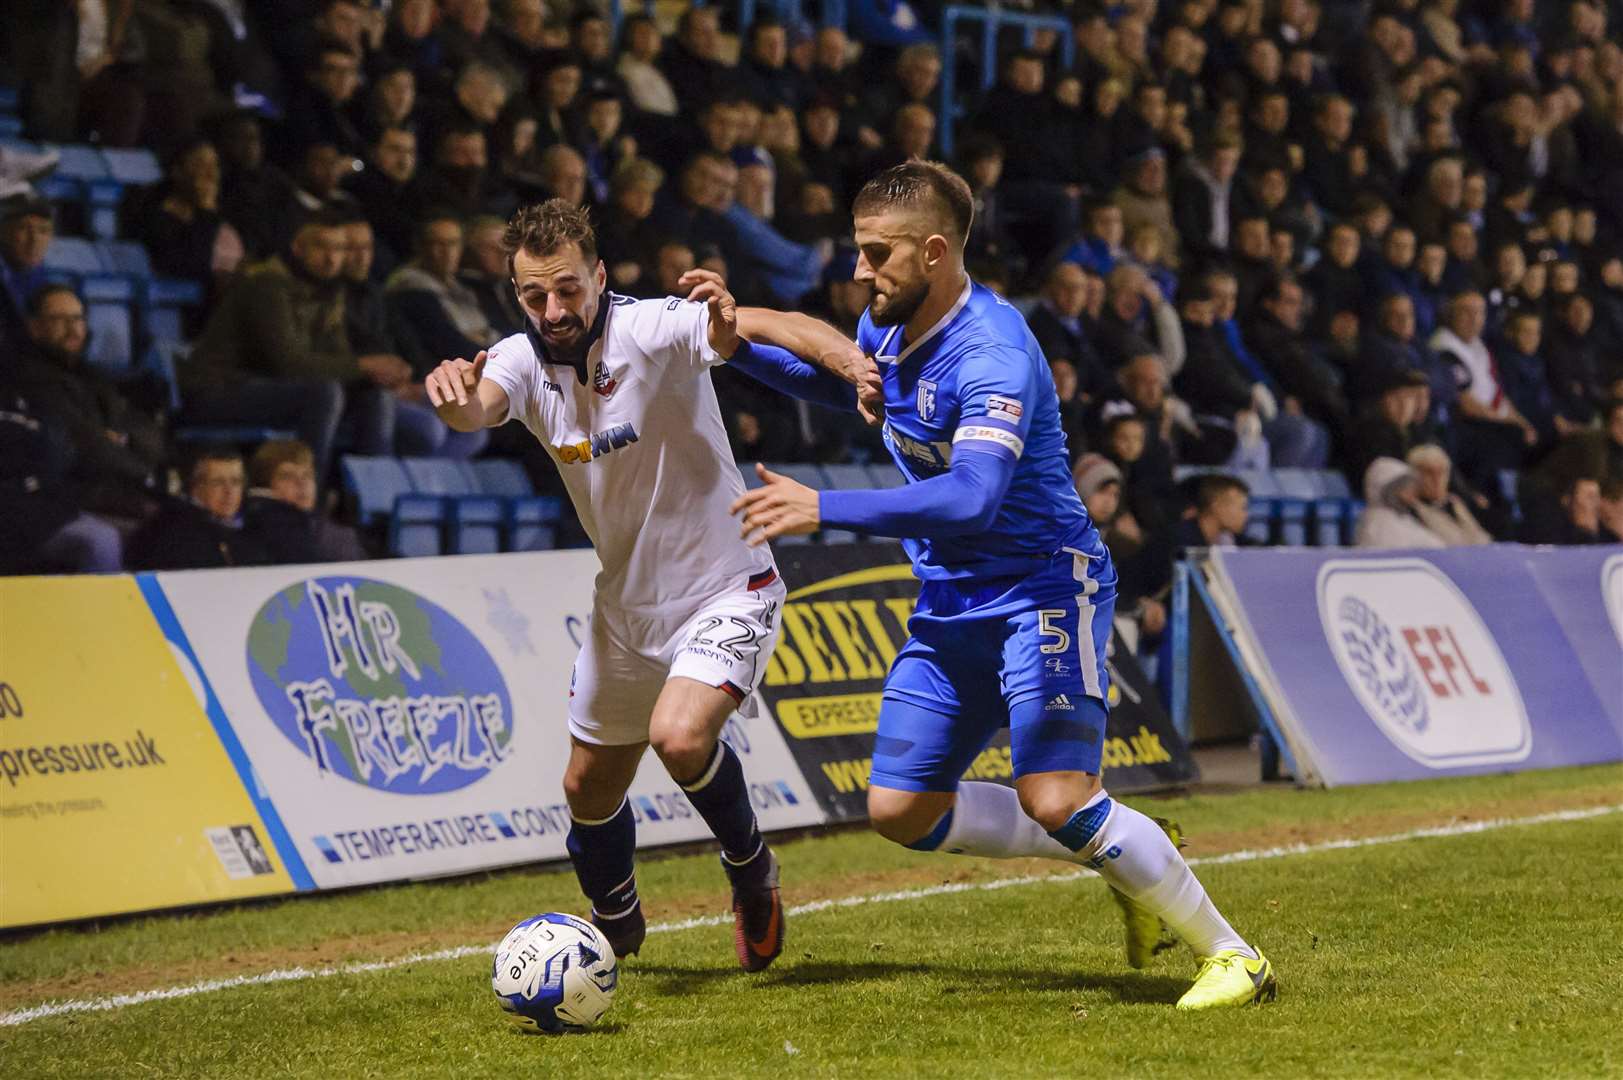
[917,379,937,421]
[593,359,617,398]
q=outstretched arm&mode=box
[730,450,1016,546]
[680,270,883,421]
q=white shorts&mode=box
[568,569,786,746]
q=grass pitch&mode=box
[3,763,1621,1079]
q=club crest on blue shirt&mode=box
[917,379,937,421]
[593,359,617,398]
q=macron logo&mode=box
[1045,694,1076,712]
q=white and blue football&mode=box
[491,913,618,1032]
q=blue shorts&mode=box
[870,548,1116,793]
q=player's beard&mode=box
[539,313,589,361]
[867,278,930,327]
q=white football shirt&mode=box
[481,294,774,612]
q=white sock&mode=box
[926,781,1080,861]
[1065,791,1253,959]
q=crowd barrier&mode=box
[1200,545,1623,787]
[0,543,1194,928]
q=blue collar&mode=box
[524,292,613,384]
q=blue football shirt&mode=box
[856,279,1107,584]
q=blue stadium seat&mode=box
[1315,470,1353,499]
[1273,469,1320,500]
[144,304,184,347]
[1238,470,1283,497]
[342,456,414,526]
[1277,499,1309,546]
[173,426,297,444]
[865,463,906,488]
[448,496,505,554]
[80,276,135,372]
[1243,510,1273,545]
[99,241,153,280]
[471,458,534,497]
[402,456,476,495]
[50,144,111,182]
[389,494,446,557]
[821,463,871,489]
[1312,499,1347,547]
[508,496,563,551]
[773,463,830,489]
[43,237,107,277]
[100,148,162,187]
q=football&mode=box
[490,913,618,1032]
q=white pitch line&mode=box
[3,803,1617,1028]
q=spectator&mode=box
[1113,148,1180,273]
[0,371,122,574]
[616,15,678,119]
[1545,292,1606,428]
[1598,476,1623,543]
[739,19,807,110]
[1350,369,1433,483]
[135,140,245,329]
[19,284,166,518]
[418,124,516,219]
[1172,279,1265,468]
[214,111,298,262]
[348,127,424,269]
[1058,199,1127,278]
[243,440,367,564]
[1527,475,1605,545]
[653,152,745,292]
[279,37,366,163]
[127,445,270,570]
[1354,294,1453,421]
[860,44,941,136]
[1095,263,1184,374]
[577,91,632,207]
[1407,444,1492,545]
[598,159,664,293]
[1,196,53,327]
[355,59,418,143]
[1427,289,1534,494]
[439,0,506,78]
[182,214,349,476]
[1175,473,1253,549]
[661,7,735,114]
[1495,310,1558,446]
[1355,457,1446,548]
[958,136,1020,279]
[537,144,589,208]
[1302,220,1364,335]
[1126,224,1178,305]
[461,214,523,338]
[1172,135,1242,262]
[1027,262,1110,407]
[387,211,501,370]
[1247,273,1350,436]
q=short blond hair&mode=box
[249,440,314,488]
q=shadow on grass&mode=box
[624,958,1186,1004]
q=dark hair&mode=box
[415,208,464,245]
[1104,413,1147,438]
[187,443,243,482]
[502,198,598,274]
[1195,473,1250,511]
[852,160,974,245]
[371,124,415,148]
[306,35,355,70]
[25,282,79,318]
[249,440,314,488]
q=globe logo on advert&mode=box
[246,577,515,794]
[1318,558,1531,769]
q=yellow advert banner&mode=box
[0,576,295,928]
[775,693,884,739]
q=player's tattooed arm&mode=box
[427,350,509,430]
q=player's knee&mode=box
[1018,785,1094,834]
[867,787,939,846]
[562,761,621,820]
[648,724,713,784]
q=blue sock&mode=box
[679,741,763,867]
[566,798,639,919]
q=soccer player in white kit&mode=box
[426,200,789,971]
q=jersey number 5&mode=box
[1037,609,1072,654]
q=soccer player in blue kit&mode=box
[687,161,1276,1009]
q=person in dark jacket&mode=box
[19,285,167,519]
[127,445,270,571]
[1026,262,1111,405]
[242,440,366,564]
[1246,273,1351,433]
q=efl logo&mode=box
[1317,558,1531,769]
[1604,554,1623,650]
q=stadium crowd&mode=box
[2,0,1622,589]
